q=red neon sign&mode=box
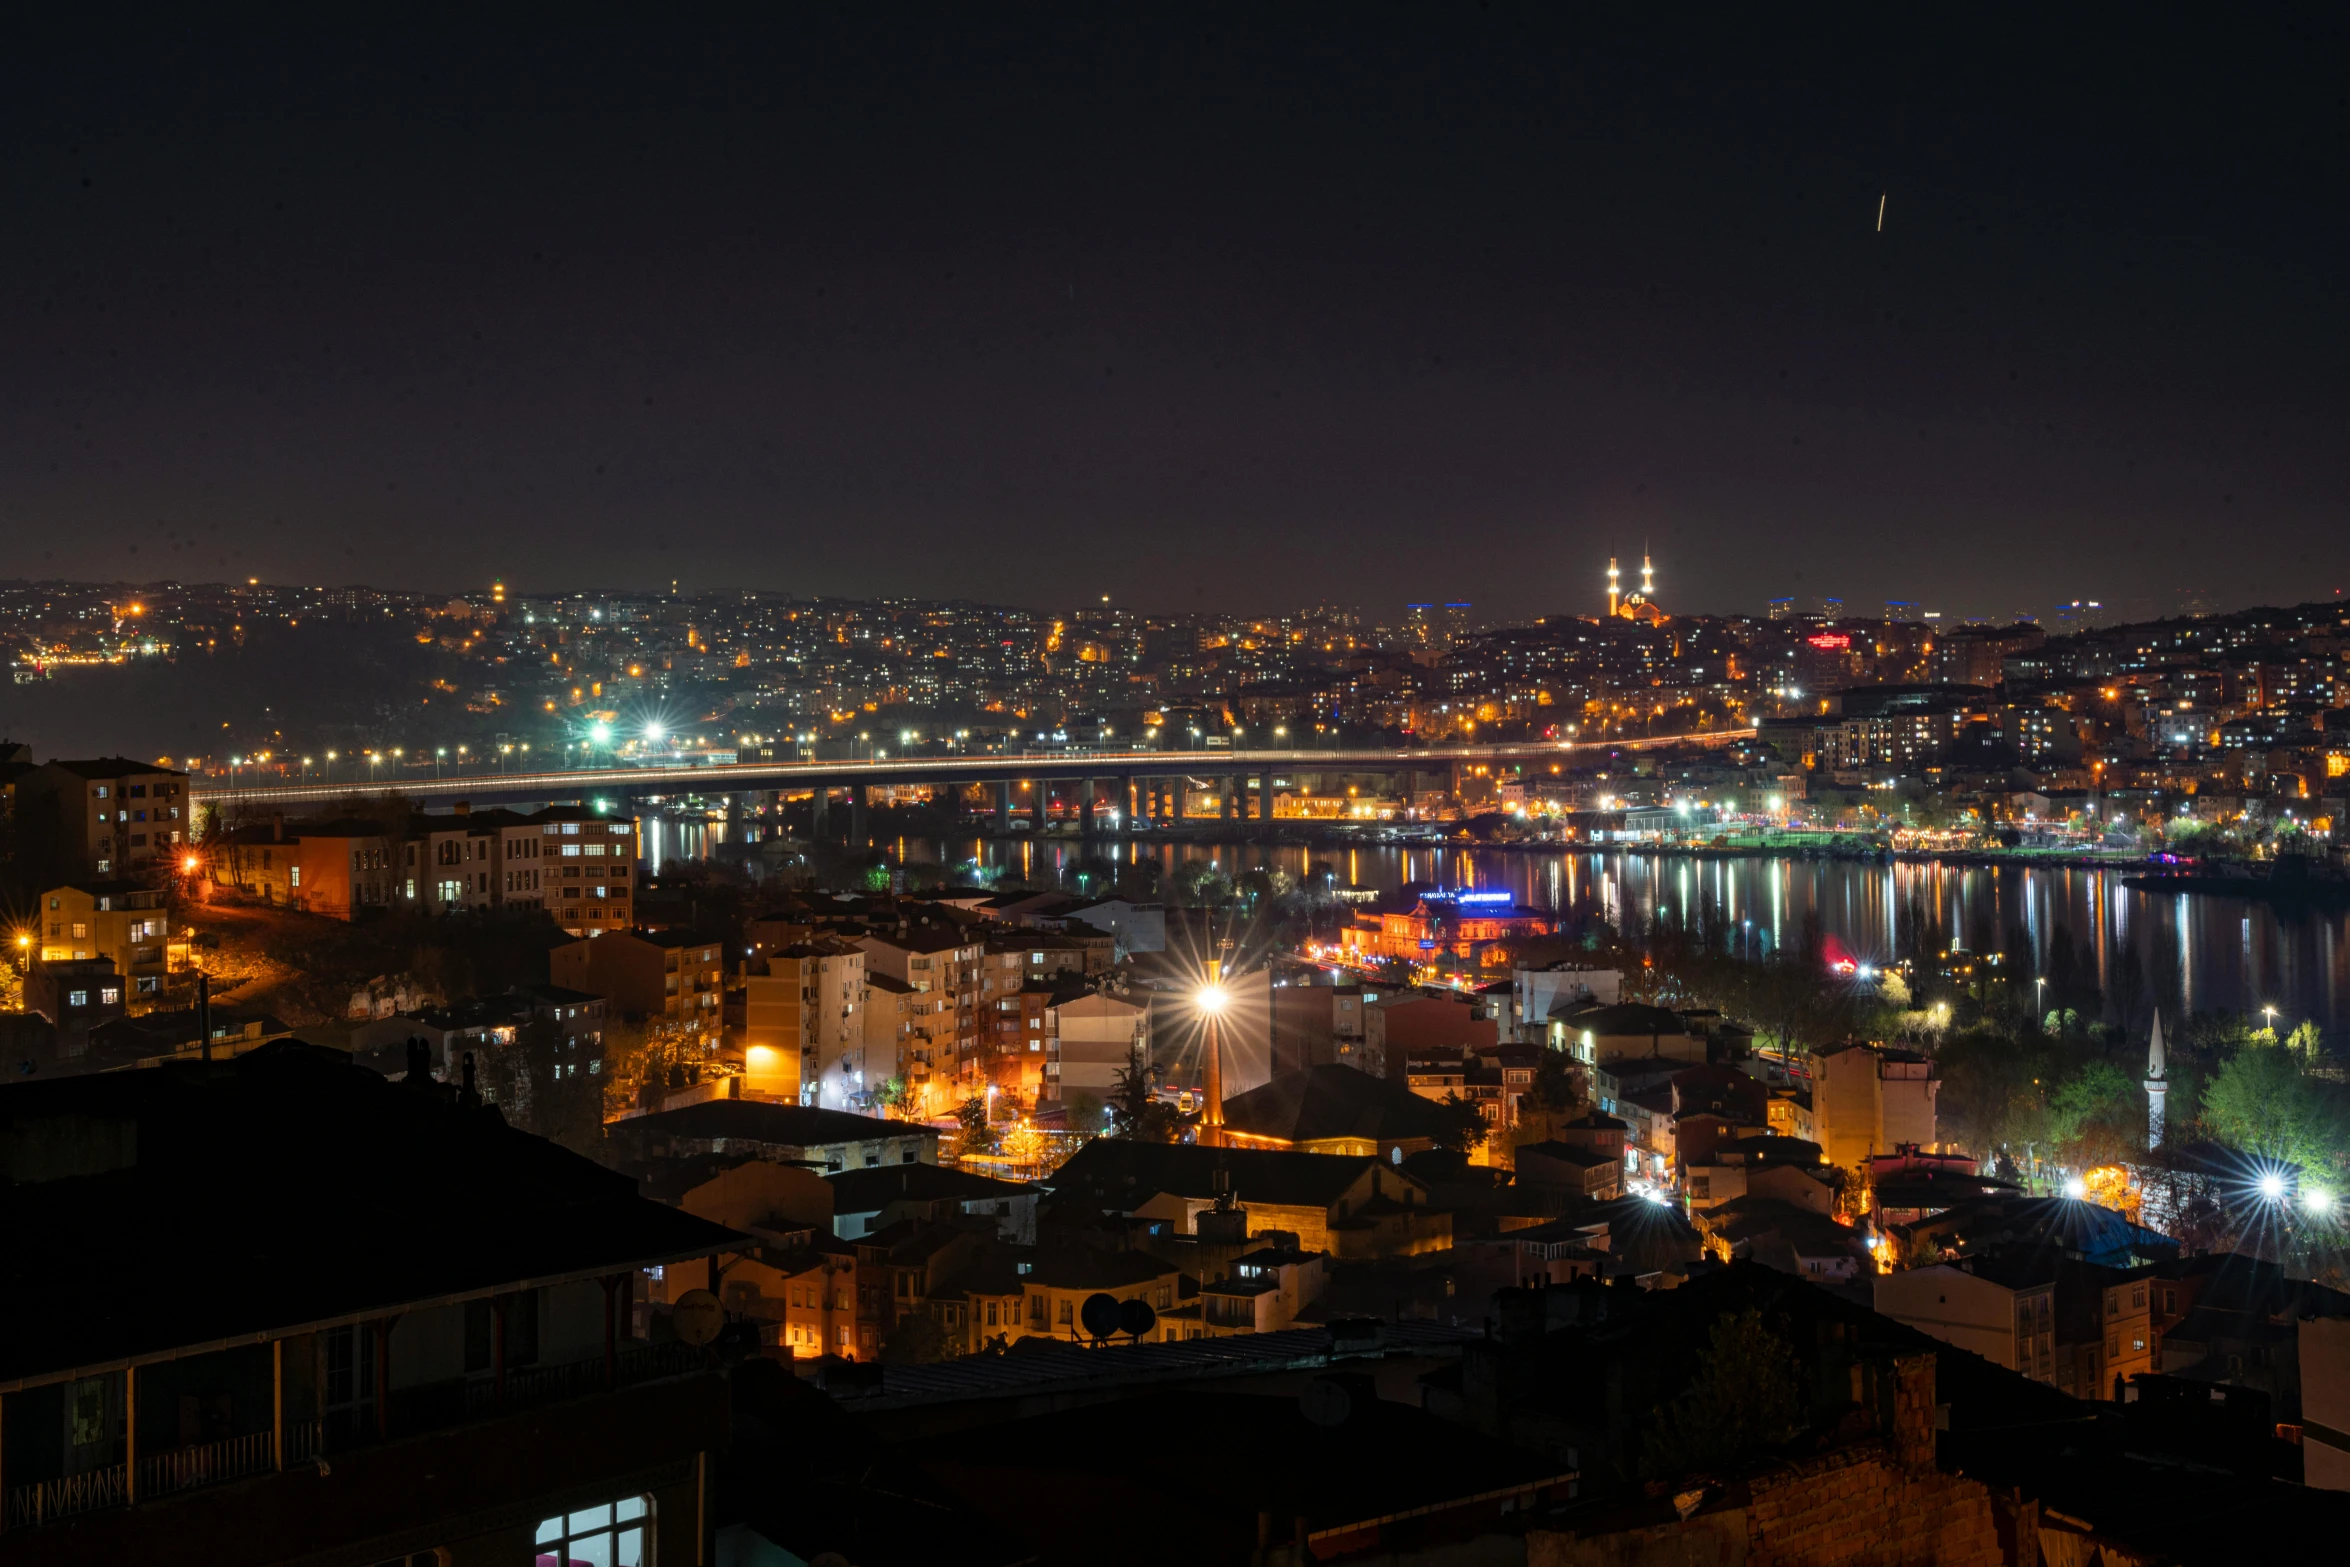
[1806,632,1852,650]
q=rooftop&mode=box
[0,1042,742,1390]
[1049,1137,1388,1213]
[1220,1063,1459,1146]
[622,1099,942,1150]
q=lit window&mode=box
[68,990,88,1008]
[533,1495,649,1567]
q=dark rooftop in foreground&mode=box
[0,1042,743,1389]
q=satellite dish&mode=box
[1117,1297,1157,1340]
[1299,1377,1354,1427]
[1079,1291,1122,1341]
[671,1288,723,1346]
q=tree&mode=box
[1431,1092,1488,1152]
[2202,1039,2344,1176]
[1108,1060,1180,1142]
[1643,1307,1806,1479]
[2047,1060,2141,1169]
[956,1093,1001,1157]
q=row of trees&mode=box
[1606,892,2350,1188]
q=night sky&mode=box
[6,10,2348,622]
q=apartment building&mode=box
[1875,1254,2056,1382]
[863,973,923,1109]
[213,805,634,928]
[36,880,170,998]
[1047,991,1150,1111]
[16,757,190,879]
[857,925,982,1093]
[1809,1041,1939,1171]
[739,939,867,1107]
[535,809,638,934]
[551,928,725,1038]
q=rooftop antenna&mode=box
[197,971,212,1064]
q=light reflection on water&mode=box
[642,818,2348,1032]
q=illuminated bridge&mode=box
[187,730,1757,826]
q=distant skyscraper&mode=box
[1884,600,1919,623]
[1766,597,1795,621]
[1815,596,1844,617]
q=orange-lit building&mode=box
[1340,893,1553,968]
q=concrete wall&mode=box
[2304,1315,2350,1491]
[1873,1266,2018,1371]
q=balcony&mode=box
[4,1422,319,1531]
[1,1341,701,1535]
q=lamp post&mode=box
[1196,962,1229,1147]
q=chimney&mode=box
[271,813,284,843]
[454,800,471,816]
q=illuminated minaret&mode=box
[1641,551,1655,600]
[2146,1009,2168,1149]
[1607,557,1621,618]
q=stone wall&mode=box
[1532,1355,2019,1567]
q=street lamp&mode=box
[2262,1005,2278,1033]
[1196,967,1230,1146]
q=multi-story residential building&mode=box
[0,1042,741,1565]
[536,810,638,934]
[550,928,725,1038]
[35,880,170,999]
[2053,1259,2157,1402]
[217,805,629,926]
[1808,1041,1939,1171]
[15,757,190,878]
[1195,1239,1329,1336]
[1875,1254,2057,1382]
[856,924,983,1092]
[1049,991,1150,1113]
[738,939,867,1107]
[862,972,923,1108]
[23,956,126,1061]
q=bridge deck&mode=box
[187,730,1755,808]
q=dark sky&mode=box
[6,10,2348,622]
